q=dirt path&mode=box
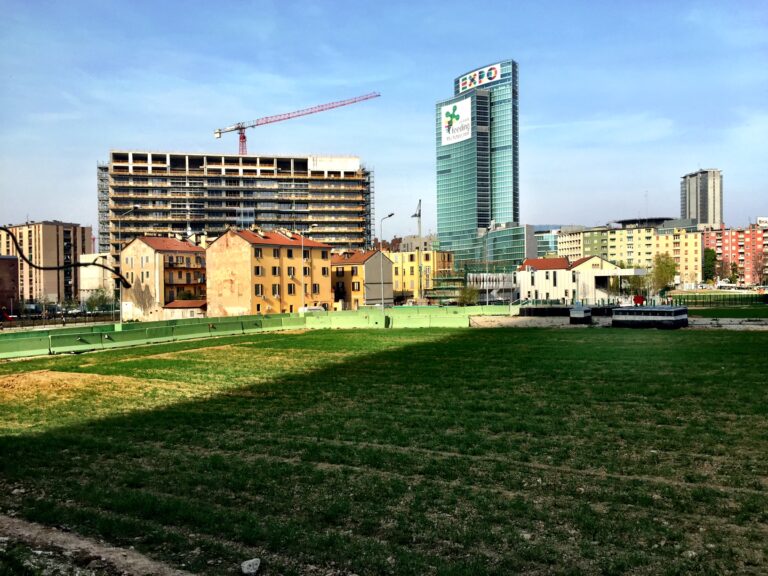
[0,514,195,576]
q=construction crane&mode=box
[214,92,381,155]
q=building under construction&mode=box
[103,151,374,260]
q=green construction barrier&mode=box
[242,318,264,333]
[260,317,284,331]
[145,326,174,344]
[280,317,307,330]
[390,315,431,328]
[207,321,244,336]
[172,324,213,341]
[305,315,332,329]
[100,330,153,349]
[429,315,470,328]
[329,314,371,329]
[0,334,52,359]
[480,305,510,315]
[49,332,104,354]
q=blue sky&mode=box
[1,0,766,238]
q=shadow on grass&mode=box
[1,327,768,576]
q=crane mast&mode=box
[214,92,381,155]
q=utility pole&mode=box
[411,200,422,303]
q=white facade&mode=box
[78,252,113,302]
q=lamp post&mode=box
[117,205,139,323]
[380,213,394,308]
[300,223,318,313]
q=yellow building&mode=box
[654,228,702,286]
[0,220,93,304]
[121,237,206,321]
[206,228,333,316]
[331,250,393,309]
[384,249,454,302]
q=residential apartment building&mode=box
[385,249,453,302]
[703,225,767,285]
[331,250,393,309]
[681,169,723,227]
[0,221,93,304]
[206,228,333,317]
[105,151,373,264]
[0,256,18,313]
[436,60,533,271]
[121,237,205,321]
[557,219,702,286]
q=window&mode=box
[352,281,360,291]
[256,303,261,313]
[410,266,414,275]
[254,247,262,258]
[303,266,310,276]
[287,284,296,295]
[271,266,280,276]
[336,267,344,277]
[303,249,309,259]
[553,271,557,287]
[287,249,294,258]
[409,254,415,262]
[424,253,430,261]
[287,266,296,277]
[312,283,320,294]
[254,266,263,276]
[322,267,329,276]
[545,271,550,280]
[321,250,328,259]
[254,284,263,296]
[351,266,358,276]
[272,284,280,297]
[272,248,280,258]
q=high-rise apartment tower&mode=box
[680,169,723,227]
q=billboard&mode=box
[440,97,471,146]
[758,217,768,228]
[459,63,502,93]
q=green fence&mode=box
[672,293,768,307]
[0,305,516,360]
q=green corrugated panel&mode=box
[0,330,51,342]
[429,315,470,328]
[260,318,284,331]
[481,305,511,315]
[305,315,332,329]
[241,318,264,333]
[281,317,307,330]
[0,335,51,359]
[463,306,485,315]
[101,330,152,349]
[49,332,104,354]
[145,326,174,343]
[172,324,213,340]
[207,321,244,336]
[51,325,98,336]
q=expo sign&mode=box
[459,63,501,93]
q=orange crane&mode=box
[214,92,381,155]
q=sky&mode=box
[1,0,767,239]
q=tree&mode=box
[457,286,479,306]
[702,248,717,282]
[750,250,766,285]
[729,262,739,284]
[651,253,677,293]
[85,288,113,312]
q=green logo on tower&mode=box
[445,105,460,132]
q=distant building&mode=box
[385,249,453,303]
[78,252,113,303]
[121,237,206,321]
[534,228,560,257]
[104,151,373,267]
[0,221,93,304]
[703,225,767,285]
[331,250,393,309]
[680,169,723,227]
[206,228,333,317]
[436,60,532,270]
[0,255,19,313]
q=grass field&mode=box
[1,328,767,575]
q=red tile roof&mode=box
[234,229,331,248]
[331,250,378,265]
[519,257,570,271]
[138,237,204,253]
[163,299,207,309]
[570,256,596,268]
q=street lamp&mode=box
[380,213,394,308]
[300,223,318,313]
[117,205,139,323]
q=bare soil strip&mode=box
[0,514,195,576]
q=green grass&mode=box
[1,328,767,575]
[688,306,768,318]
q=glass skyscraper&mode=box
[436,60,529,272]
